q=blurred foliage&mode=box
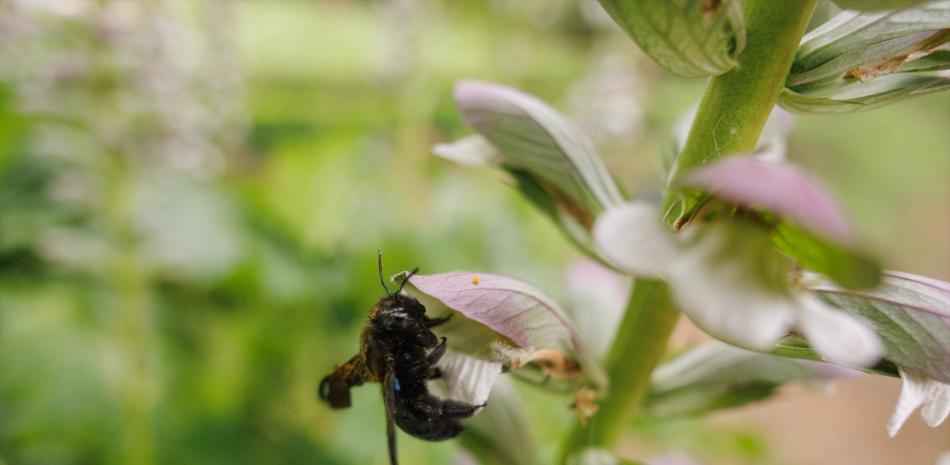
[0,2,947,465]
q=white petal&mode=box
[670,267,796,350]
[435,350,502,406]
[887,369,950,437]
[432,135,499,166]
[921,379,950,428]
[795,294,882,367]
[593,202,679,276]
[666,226,795,350]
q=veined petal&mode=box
[887,368,950,437]
[436,350,503,406]
[407,271,607,387]
[795,294,883,367]
[593,201,679,277]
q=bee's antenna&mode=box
[378,250,393,297]
[396,267,419,295]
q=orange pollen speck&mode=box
[471,276,480,285]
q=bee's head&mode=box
[376,250,419,301]
[378,292,426,318]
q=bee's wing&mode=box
[382,356,399,465]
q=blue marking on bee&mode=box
[394,378,401,391]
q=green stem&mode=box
[561,279,677,456]
[560,1,817,462]
[667,0,818,223]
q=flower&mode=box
[594,200,882,366]
[887,368,950,437]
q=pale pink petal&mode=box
[408,271,606,386]
[679,156,853,244]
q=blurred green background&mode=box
[0,2,947,465]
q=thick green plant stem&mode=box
[560,1,817,462]
[667,0,818,221]
[561,279,676,457]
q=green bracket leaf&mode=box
[596,0,745,77]
[804,271,950,383]
[772,222,881,290]
[782,4,950,113]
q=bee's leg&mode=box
[425,313,453,328]
[415,330,439,347]
[426,337,447,365]
[441,398,483,419]
[427,367,442,380]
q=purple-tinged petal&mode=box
[679,156,853,244]
[803,271,950,382]
[408,271,606,387]
[453,80,624,214]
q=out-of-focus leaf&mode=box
[457,378,541,465]
[801,271,950,383]
[645,341,856,418]
[596,0,745,77]
[507,169,605,265]
[772,223,881,290]
[452,80,624,220]
[406,271,607,387]
[679,156,854,244]
[783,4,950,113]
[833,0,935,13]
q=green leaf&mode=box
[779,67,950,114]
[645,341,845,418]
[596,0,745,77]
[803,271,950,383]
[782,4,950,113]
[832,0,934,11]
[441,80,627,267]
[772,222,881,289]
[458,378,542,465]
[453,80,625,218]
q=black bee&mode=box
[318,252,483,465]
